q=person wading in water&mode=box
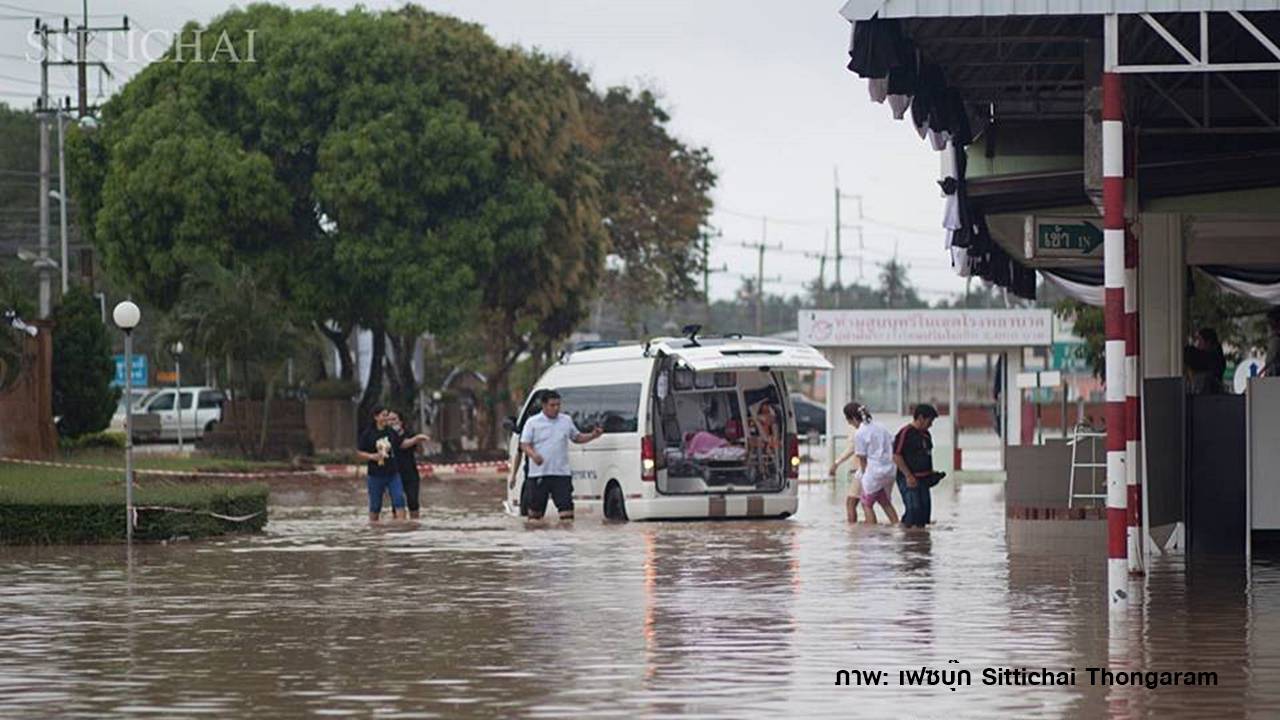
[518,390,603,523]
[893,404,945,529]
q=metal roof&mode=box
[840,0,1280,21]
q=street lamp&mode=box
[171,340,185,453]
[113,300,141,543]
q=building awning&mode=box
[840,0,1280,22]
[838,3,1280,299]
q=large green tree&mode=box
[590,87,716,328]
[71,5,714,445]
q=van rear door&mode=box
[658,340,833,372]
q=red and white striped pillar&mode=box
[1125,227,1144,576]
[1103,71,1128,609]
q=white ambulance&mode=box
[503,332,832,521]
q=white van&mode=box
[502,333,833,521]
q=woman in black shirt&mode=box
[388,411,429,520]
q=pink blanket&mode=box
[684,431,728,457]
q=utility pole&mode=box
[803,232,830,308]
[833,168,865,284]
[740,217,783,336]
[37,21,51,319]
[700,229,728,324]
[35,4,127,310]
[833,168,841,289]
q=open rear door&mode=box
[658,340,834,372]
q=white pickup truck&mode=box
[132,386,227,442]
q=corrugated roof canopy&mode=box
[840,0,1280,21]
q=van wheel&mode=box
[603,481,628,522]
[204,420,217,434]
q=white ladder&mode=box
[1067,423,1107,508]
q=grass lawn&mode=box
[0,460,269,544]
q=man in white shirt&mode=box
[519,390,604,521]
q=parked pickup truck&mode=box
[131,387,227,442]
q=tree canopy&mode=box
[69,5,715,442]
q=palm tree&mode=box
[168,264,311,457]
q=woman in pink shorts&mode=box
[829,402,900,525]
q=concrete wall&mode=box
[1249,378,1280,532]
[1005,440,1079,508]
[1139,212,1184,380]
[0,323,56,460]
[305,399,357,453]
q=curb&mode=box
[3,456,510,480]
[318,461,509,479]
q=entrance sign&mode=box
[112,354,148,387]
[799,309,1053,348]
[1024,216,1103,259]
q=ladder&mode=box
[1067,423,1107,508]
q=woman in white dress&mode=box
[829,402,900,525]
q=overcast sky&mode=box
[0,0,963,302]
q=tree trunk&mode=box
[386,333,418,416]
[257,363,283,458]
[478,314,525,450]
[357,325,386,436]
[318,321,355,382]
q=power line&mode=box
[717,206,827,228]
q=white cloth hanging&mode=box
[868,77,889,103]
[951,246,972,277]
[887,94,911,119]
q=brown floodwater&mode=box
[1,478,1277,719]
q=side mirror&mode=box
[502,416,517,434]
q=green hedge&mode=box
[0,489,267,544]
[0,464,268,544]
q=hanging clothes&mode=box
[887,94,911,119]
[847,19,905,79]
[869,77,889,103]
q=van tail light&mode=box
[641,435,657,481]
[786,436,800,479]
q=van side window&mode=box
[555,384,642,434]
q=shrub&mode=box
[59,431,126,452]
[52,287,119,437]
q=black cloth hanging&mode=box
[886,35,917,96]
[912,63,945,134]
[847,19,906,79]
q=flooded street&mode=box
[2,479,1278,719]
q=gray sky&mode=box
[0,0,964,302]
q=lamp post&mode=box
[113,300,141,543]
[172,340,185,453]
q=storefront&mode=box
[798,308,1054,473]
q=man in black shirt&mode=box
[894,404,945,529]
[357,406,413,522]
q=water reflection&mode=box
[0,480,1277,718]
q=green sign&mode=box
[1036,221,1103,256]
[1051,342,1090,372]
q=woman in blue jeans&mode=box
[893,404,944,528]
[357,406,410,522]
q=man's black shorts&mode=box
[527,475,574,515]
